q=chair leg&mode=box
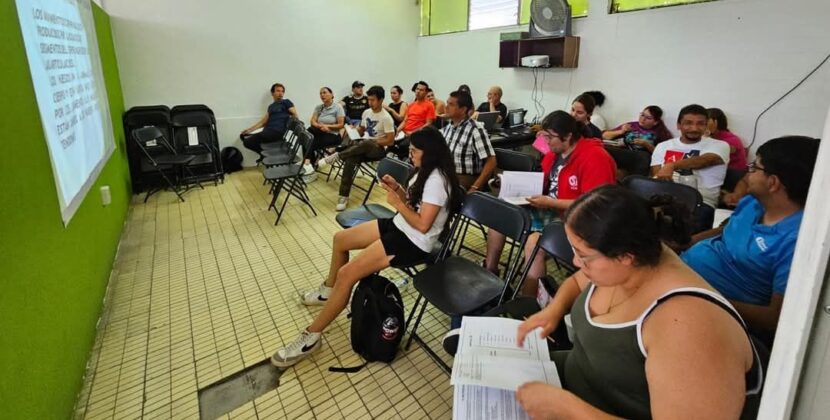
[405,295,428,350]
[274,182,293,225]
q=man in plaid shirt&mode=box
[440,90,496,192]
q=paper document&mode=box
[498,171,543,205]
[454,385,531,420]
[187,126,199,146]
[602,139,624,147]
[451,317,561,420]
[395,131,405,141]
[713,208,733,228]
[344,125,362,141]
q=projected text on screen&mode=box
[16,0,115,225]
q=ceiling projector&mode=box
[521,55,550,67]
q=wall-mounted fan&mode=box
[529,0,571,38]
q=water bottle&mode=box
[677,173,698,190]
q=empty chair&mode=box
[171,108,223,185]
[405,192,530,370]
[132,126,203,202]
[123,105,173,193]
[263,130,318,225]
[334,158,414,229]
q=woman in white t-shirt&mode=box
[271,127,464,368]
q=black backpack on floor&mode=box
[220,146,243,173]
[330,274,405,373]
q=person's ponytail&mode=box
[648,194,692,249]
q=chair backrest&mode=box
[132,126,177,164]
[535,221,575,269]
[457,192,529,242]
[622,175,702,214]
[362,158,414,205]
[171,104,214,119]
[512,220,576,299]
[171,111,216,152]
[297,130,315,160]
[495,148,535,172]
[605,146,650,177]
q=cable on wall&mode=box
[748,51,830,148]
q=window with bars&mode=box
[420,0,588,37]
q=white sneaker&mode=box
[301,163,317,183]
[271,330,321,367]
[301,283,332,306]
[319,153,340,168]
[336,196,349,211]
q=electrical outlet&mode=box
[100,185,111,206]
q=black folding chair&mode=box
[132,126,203,202]
[605,146,651,178]
[264,130,318,225]
[260,117,303,156]
[511,221,575,299]
[405,192,530,371]
[622,175,702,217]
[171,109,223,185]
[495,148,536,172]
[334,158,414,229]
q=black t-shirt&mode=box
[477,102,508,122]
[342,95,370,121]
[266,99,294,131]
[549,153,569,199]
[585,122,602,139]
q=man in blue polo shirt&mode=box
[682,136,820,339]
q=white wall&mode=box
[105,0,421,163]
[416,0,830,153]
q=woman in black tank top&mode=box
[515,185,760,420]
[384,85,407,125]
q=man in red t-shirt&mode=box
[398,81,436,135]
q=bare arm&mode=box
[377,132,395,148]
[241,112,269,135]
[644,297,750,419]
[689,225,724,245]
[470,156,497,192]
[723,175,749,207]
[670,153,724,171]
[730,293,784,334]
[602,124,630,140]
[288,106,299,118]
[517,271,588,345]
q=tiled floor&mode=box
[73,167,460,419]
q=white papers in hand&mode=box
[344,125,362,140]
[451,317,561,420]
[498,171,543,205]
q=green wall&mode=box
[0,3,130,419]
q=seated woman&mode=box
[484,111,616,297]
[271,127,464,367]
[514,185,761,420]
[383,85,408,126]
[708,107,748,171]
[570,93,603,138]
[306,87,345,171]
[602,105,673,153]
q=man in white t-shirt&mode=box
[320,85,395,211]
[651,104,730,232]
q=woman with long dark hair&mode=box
[515,185,761,419]
[271,127,464,367]
[384,85,408,125]
[603,105,673,153]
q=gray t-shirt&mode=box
[314,103,345,125]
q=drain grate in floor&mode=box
[197,358,282,419]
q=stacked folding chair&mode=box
[171,105,224,185]
[123,105,173,193]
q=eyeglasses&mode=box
[540,130,561,142]
[570,244,602,266]
[639,113,655,121]
[747,161,772,174]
